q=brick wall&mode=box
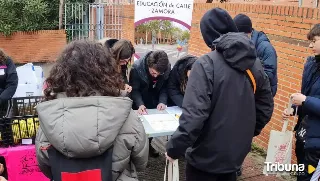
[0,30,67,63]
[188,3,318,163]
[122,5,135,44]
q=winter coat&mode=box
[35,93,149,181]
[294,56,320,149]
[251,30,278,96]
[166,32,274,174]
[129,51,171,109]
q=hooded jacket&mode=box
[166,8,274,174]
[129,51,171,109]
[251,30,278,96]
[35,93,148,181]
[167,55,197,107]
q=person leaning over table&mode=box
[129,50,171,158]
[35,40,148,181]
[167,55,197,107]
[99,38,135,94]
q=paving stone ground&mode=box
[137,137,296,181]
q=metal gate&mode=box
[64,2,128,42]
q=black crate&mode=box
[11,96,43,117]
[0,96,43,147]
[4,116,40,146]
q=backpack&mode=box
[48,146,113,181]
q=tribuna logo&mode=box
[265,162,305,173]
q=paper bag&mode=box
[164,159,179,181]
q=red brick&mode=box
[0,30,66,63]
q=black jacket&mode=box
[129,51,171,109]
[167,55,197,107]
[166,33,274,174]
[0,57,18,104]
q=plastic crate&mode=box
[11,96,43,117]
[4,116,40,146]
[0,96,43,147]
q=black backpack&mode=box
[48,146,113,181]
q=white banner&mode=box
[133,0,194,62]
[134,0,194,29]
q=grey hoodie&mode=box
[35,94,148,181]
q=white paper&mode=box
[22,138,32,145]
[165,106,182,116]
[0,69,4,75]
[143,114,179,131]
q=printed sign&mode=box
[134,0,194,63]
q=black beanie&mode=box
[233,14,253,34]
[200,8,239,49]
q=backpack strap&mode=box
[245,69,256,94]
[206,51,257,94]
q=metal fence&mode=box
[64,2,128,42]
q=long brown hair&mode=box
[111,39,135,65]
[44,40,124,101]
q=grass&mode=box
[251,143,267,157]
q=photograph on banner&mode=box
[133,0,194,65]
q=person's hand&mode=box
[282,108,294,120]
[125,84,132,93]
[0,176,7,181]
[138,105,147,115]
[291,93,307,106]
[157,103,166,110]
[165,152,175,162]
[0,163,4,175]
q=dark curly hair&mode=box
[44,40,124,101]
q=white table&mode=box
[135,106,182,138]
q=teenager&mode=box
[283,24,320,181]
[35,40,148,181]
[165,8,273,181]
[167,55,197,107]
[129,50,171,158]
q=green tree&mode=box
[0,0,88,36]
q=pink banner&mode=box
[0,146,49,181]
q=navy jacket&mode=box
[0,58,18,104]
[295,56,320,149]
[251,30,278,97]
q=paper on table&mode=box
[143,114,179,131]
[165,106,182,115]
[146,109,167,114]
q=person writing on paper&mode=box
[168,55,197,107]
[129,50,171,114]
[282,24,320,181]
[100,38,135,94]
[165,8,273,181]
[35,40,148,180]
[129,50,171,158]
[0,49,18,117]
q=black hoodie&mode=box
[166,8,274,174]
